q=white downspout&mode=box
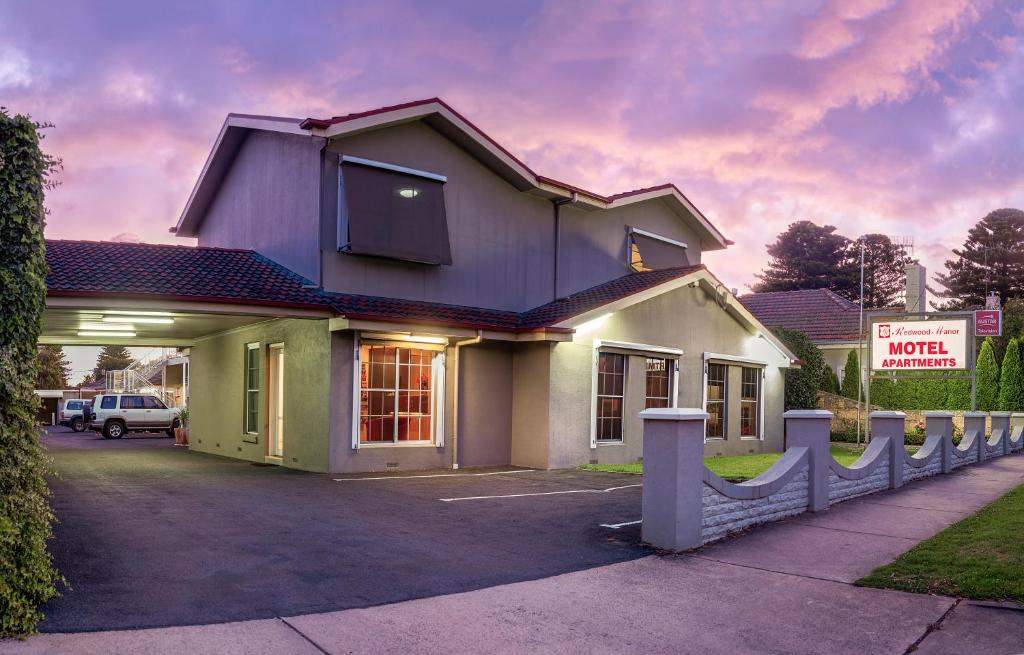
[450,330,483,469]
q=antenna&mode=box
[890,235,915,257]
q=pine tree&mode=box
[935,208,1024,309]
[36,345,71,389]
[820,365,840,394]
[975,338,1000,411]
[92,345,134,380]
[770,327,826,410]
[841,350,861,400]
[754,221,858,298]
[998,338,1024,411]
[857,234,913,309]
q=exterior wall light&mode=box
[79,323,137,331]
[102,310,174,316]
[78,331,136,338]
[397,188,419,198]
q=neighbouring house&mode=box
[739,288,864,378]
[42,98,798,473]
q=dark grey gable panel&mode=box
[340,160,452,265]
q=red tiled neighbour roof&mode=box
[45,240,330,311]
[738,288,863,343]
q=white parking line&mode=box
[334,469,538,482]
[600,519,642,529]
[438,484,641,502]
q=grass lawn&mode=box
[580,443,868,482]
[856,484,1024,603]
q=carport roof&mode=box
[46,240,329,311]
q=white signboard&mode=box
[871,319,969,371]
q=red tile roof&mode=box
[45,240,330,311]
[45,240,705,333]
[738,288,863,343]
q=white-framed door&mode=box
[267,344,284,459]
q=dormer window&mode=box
[338,156,452,265]
[628,227,689,272]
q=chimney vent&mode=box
[905,263,926,314]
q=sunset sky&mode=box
[3,0,1022,294]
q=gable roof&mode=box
[738,288,863,344]
[44,241,792,363]
[174,98,730,250]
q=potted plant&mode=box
[174,406,190,446]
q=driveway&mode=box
[38,428,646,632]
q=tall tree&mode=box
[753,221,857,298]
[934,208,1024,309]
[91,345,133,380]
[975,338,1000,411]
[857,234,913,309]
[35,345,70,389]
[998,338,1024,412]
[0,108,62,635]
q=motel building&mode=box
[41,99,798,474]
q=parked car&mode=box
[59,399,90,432]
[87,394,180,439]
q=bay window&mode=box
[706,362,727,439]
[595,352,626,441]
[740,367,761,437]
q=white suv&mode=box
[88,394,180,439]
[59,399,89,432]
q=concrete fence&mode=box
[640,408,1024,551]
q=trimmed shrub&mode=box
[821,365,840,394]
[976,337,1000,411]
[771,327,825,410]
[0,109,62,636]
[841,349,861,400]
[998,337,1024,412]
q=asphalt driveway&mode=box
[38,427,646,632]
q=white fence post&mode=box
[870,411,906,489]
[784,410,832,512]
[639,408,709,551]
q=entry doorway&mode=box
[267,344,284,459]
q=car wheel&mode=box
[71,418,84,432]
[166,418,180,437]
[104,421,126,439]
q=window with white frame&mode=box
[740,367,761,437]
[706,362,727,438]
[359,342,442,444]
[244,343,261,435]
[595,352,626,441]
[644,358,673,408]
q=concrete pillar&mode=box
[963,411,987,464]
[784,410,832,512]
[924,411,954,473]
[1010,413,1024,453]
[870,411,906,489]
[640,407,709,551]
[991,412,1011,458]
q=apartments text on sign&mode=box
[871,319,969,371]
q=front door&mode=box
[267,344,284,458]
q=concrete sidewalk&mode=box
[3,454,1023,654]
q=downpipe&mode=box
[451,330,483,469]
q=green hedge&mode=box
[0,109,62,636]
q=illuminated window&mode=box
[359,344,440,444]
[706,363,727,438]
[645,358,673,408]
[595,352,626,441]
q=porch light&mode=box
[78,331,136,338]
[103,316,174,324]
[79,323,136,331]
[575,313,613,337]
[397,187,419,198]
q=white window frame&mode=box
[593,351,628,446]
[351,333,446,449]
[643,357,677,410]
[589,340,683,447]
[738,366,764,440]
[244,342,261,437]
[701,353,766,441]
[703,361,728,441]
